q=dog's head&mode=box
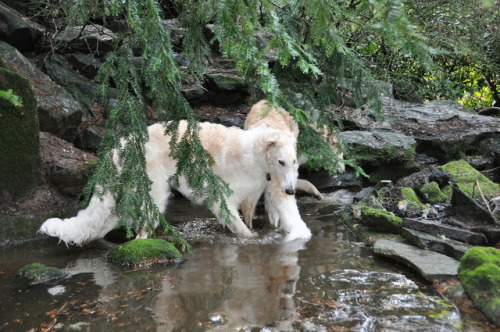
[260,131,299,195]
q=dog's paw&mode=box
[285,226,312,241]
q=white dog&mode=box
[39,120,300,245]
[241,100,348,238]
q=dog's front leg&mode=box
[212,202,254,237]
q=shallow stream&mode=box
[0,194,463,331]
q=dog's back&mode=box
[244,100,299,137]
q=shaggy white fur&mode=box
[39,120,299,245]
[242,100,348,240]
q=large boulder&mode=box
[458,247,500,326]
[339,98,500,163]
[54,24,117,55]
[0,41,82,142]
[0,3,44,52]
[0,63,39,206]
[341,130,418,183]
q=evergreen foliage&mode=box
[57,0,433,248]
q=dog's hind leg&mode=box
[296,179,324,200]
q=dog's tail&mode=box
[323,189,353,207]
[39,193,118,246]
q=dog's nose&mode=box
[285,188,295,195]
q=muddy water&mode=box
[0,194,462,331]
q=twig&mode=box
[475,179,494,216]
[46,302,68,332]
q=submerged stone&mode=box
[107,238,183,267]
[18,263,68,285]
[458,247,500,326]
[373,237,459,281]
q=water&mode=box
[0,195,462,331]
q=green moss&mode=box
[458,247,500,325]
[0,67,40,203]
[18,263,68,285]
[440,160,500,200]
[401,187,424,208]
[360,207,403,233]
[420,182,449,204]
[107,239,182,267]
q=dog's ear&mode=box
[265,139,278,152]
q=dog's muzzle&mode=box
[285,188,295,195]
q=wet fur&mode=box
[39,121,299,245]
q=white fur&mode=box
[242,100,348,240]
[242,100,313,240]
[39,121,299,246]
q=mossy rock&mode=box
[360,207,403,234]
[419,182,449,204]
[107,239,183,267]
[401,187,424,208]
[0,66,39,205]
[18,263,68,285]
[440,160,500,200]
[458,247,500,326]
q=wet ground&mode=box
[1,194,464,331]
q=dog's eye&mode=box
[293,160,297,165]
[279,160,285,166]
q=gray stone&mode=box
[403,218,487,245]
[401,228,472,260]
[54,24,117,55]
[373,237,459,281]
[341,130,416,167]
[0,3,44,52]
[43,54,97,119]
[339,98,500,163]
[0,41,82,142]
[451,186,499,226]
[65,53,102,79]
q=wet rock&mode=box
[0,3,44,52]
[0,41,82,142]
[373,237,459,281]
[298,269,460,331]
[0,59,39,206]
[107,239,183,267]
[54,24,117,55]
[401,228,472,260]
[458,247,500,326]
[18,263,68,285]
[403,218,487,245]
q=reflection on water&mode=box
[0,196,463,331]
